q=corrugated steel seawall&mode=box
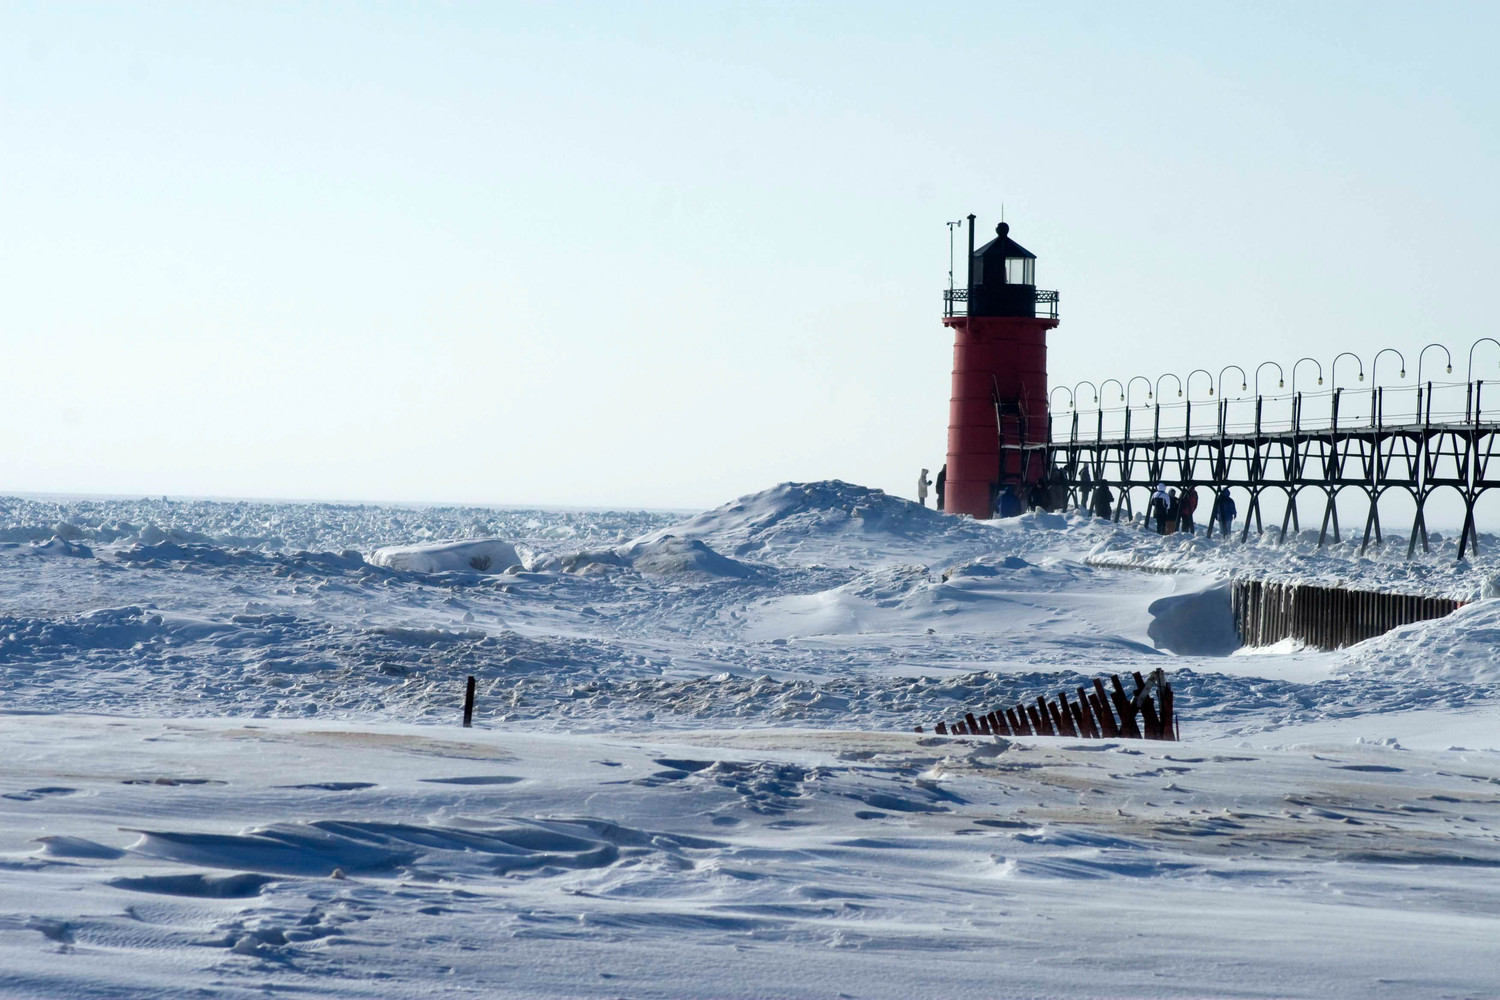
[1231,579,1464,650]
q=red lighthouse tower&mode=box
[941,215,1059,518]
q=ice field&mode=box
[2,482,1499,998]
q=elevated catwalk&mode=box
[1047,381,1499,559]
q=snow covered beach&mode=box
[3,482,1499,998]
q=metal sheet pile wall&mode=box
[1231,578,1462,650]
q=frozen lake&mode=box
[2,482,1498,998]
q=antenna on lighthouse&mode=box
[946,218,965,298]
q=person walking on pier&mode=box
[1151,482,1171,534]
[1212,488,1237,538]
[1049,469,1070,512]
[998,482,1024,518]
[1180,484,1199,534]
[917,469,931,507]
[1028,477,1050,512]
[1092,480,1114,520]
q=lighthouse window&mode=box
[1005,257,1034,285]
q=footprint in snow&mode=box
[3,786,78,801]
[652,758,715,772]
[277,782,378,791]
[109,873,278,899]
[634,759,717,786]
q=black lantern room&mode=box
[968,222,1038,317]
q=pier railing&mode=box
[1052,381,1492,444]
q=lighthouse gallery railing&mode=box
[943,287,1060,320]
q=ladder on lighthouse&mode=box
[993,383,1040,486]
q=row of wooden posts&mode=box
[917,669,1178,741]
[1231,579,1463,651]
[460,670,1177,741]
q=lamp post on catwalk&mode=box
[940,214,1060,518]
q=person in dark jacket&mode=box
[1212,488,1236,537]
[1180,484,1199,534]
[1049,469,1070,512]
[1166,489,1181,534]
[1092,481,1114,520]
[1078,466,1093,511]
[935,465,946,511]
[998,482,1025,518]
[1028,478,1050,512]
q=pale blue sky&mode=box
[4,2,1498,508]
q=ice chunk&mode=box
[369,538,522,574]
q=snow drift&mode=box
[630,480,996,569]
[1146,581,1239,656]
[1341,598,1500,685]
[616,535,761,579]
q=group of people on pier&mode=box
[1146,482,1198,535]
[916,465,1238,537]
[1072,472,1239,537]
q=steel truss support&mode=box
[1046,381,1494,563]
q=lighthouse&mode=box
[941,215,1060,519]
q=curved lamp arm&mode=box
[1371,348,1406,386]
[1155,373,1184,400]
[1330,351,1364,387]
[1291,357,1324,395]
[1072,380,1099,406]
[1254,361,1285,397]
[1186,368,1213,399]
[1100,378,1125,404]
[1126,376,1153,408]
[1217,365,1248,399]
[1417,343,1453,385]
[1467,338,1500,382]
[1049,385,1074,410]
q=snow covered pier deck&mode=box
[1049,379,1499,558]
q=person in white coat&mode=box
[917,469,931,506]
[1150,482,1171,534]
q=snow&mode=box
[1,481,1498,997]
[1337,599,1500,686]
[631,480,1000,569]
[369,537,524,574]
